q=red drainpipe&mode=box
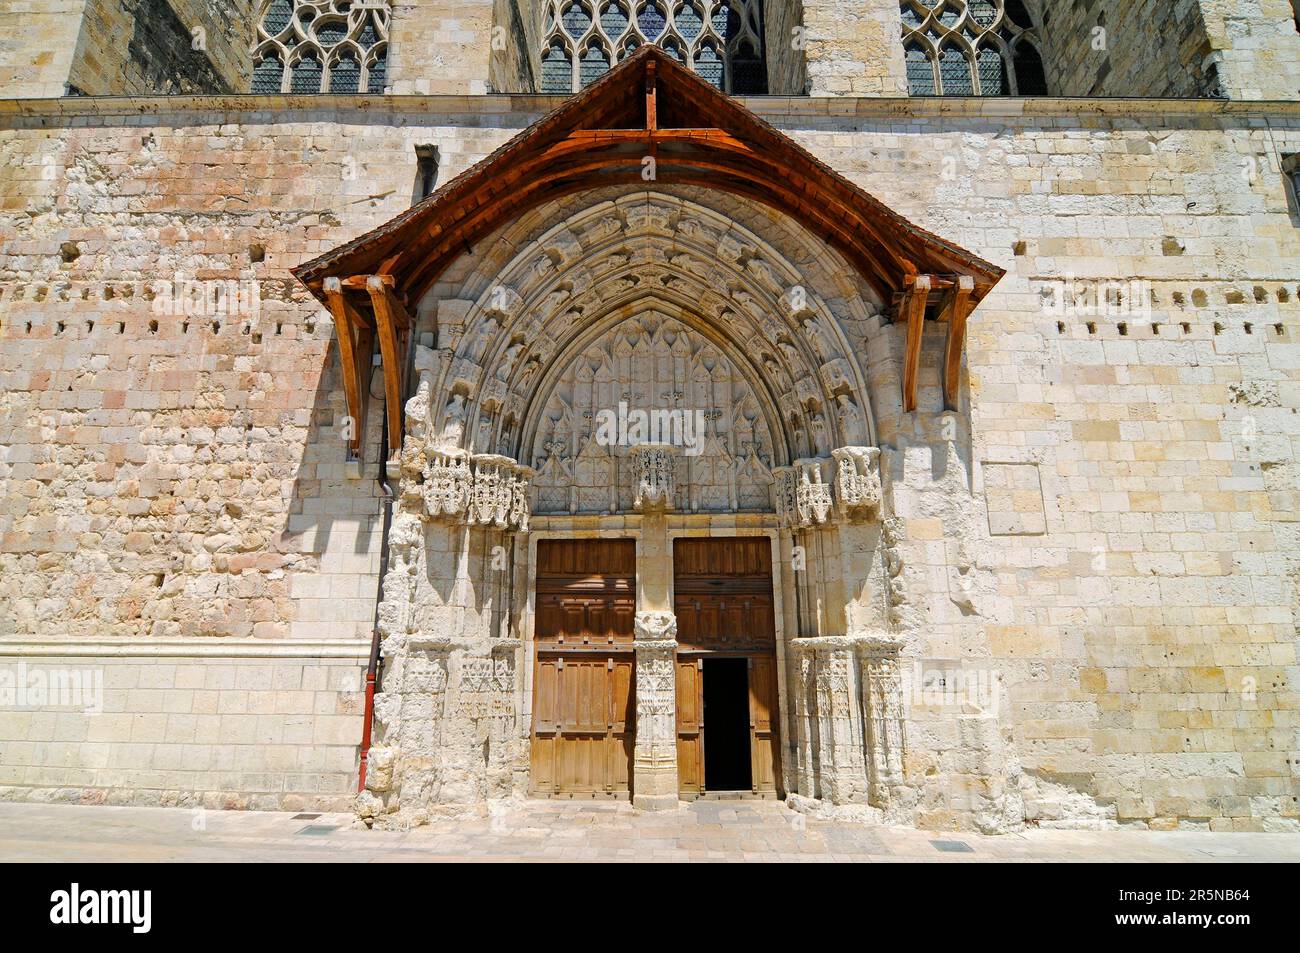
[359,393,394,793]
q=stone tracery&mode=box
[253,0,390,94]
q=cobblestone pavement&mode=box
[2,800,1298,863]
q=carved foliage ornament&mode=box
[777,448,883,527]
[420,447,532,533]
[632,443,678,513]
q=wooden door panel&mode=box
[532,540,636,796]
[532,654,634,795]
[749,655,780,794]
[676,657,703,795]
[673,537,776,653]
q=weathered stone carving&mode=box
[466,454,517,528]
[484,285,524,321]
[418,447,531,532]
[632,442,678,513]
[531,314,776,515]
[422,448,472,520]
[858,636,906,804]
[819,357,853,394]
[796,458,834,525]
[835,393,868,446]
[773,459,835,527]
[632,611,679,811]
[833,446,882,521]
[438,392,468,446]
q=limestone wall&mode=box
[1201,0,1300,100]
[68,0,253,95]
[389,0,497,95]
[0,0,89,99]
[0,643,366,809]
[0,93,1297,826]
[1035,0,1220,98]
[0,99,516,804]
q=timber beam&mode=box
[900,275,932,413]
[365,275,414,459]
[323,277,375,461]
[941,276,976,412]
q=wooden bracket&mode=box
[365,274,414,458]
[941,276,976,412]
[645,59,657,133]
[323,276,374,462]
[901,275,931,413]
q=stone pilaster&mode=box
[631,611,679,811]
[858,636,906,805]
[790,631,873,800]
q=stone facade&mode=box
[0,3,1298,829]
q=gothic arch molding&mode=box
[417,191,878,475]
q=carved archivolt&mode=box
[415,190,882,518]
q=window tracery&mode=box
[253,0,390,95]
[901,0,1047,96]
[539,0,766,94]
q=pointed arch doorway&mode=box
[293,44,1006,822]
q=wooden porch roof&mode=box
[293,46,1006,459]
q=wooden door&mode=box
[531,653,633,795]
[748,655,781,793]
[673,537,776,654]
[672,537,783,796]
[676,657,704,795]
[530,540,636,796]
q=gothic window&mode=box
[905,42,936,96]
[252,53,284,93]
[254,0,390,94]
[539,0,767,94]
[900,0,1047,96]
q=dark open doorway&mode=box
[703,657,752,792]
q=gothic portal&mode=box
[294,47,1008,825]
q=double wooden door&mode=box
[673,538,782,796]
[530,536,782,798]
[530,540,636,796]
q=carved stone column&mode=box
[793,636,870,804]
[632,611,679,811]
[858,635,906,805]
[790,646,817,797]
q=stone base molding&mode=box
[789,633,907,811]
